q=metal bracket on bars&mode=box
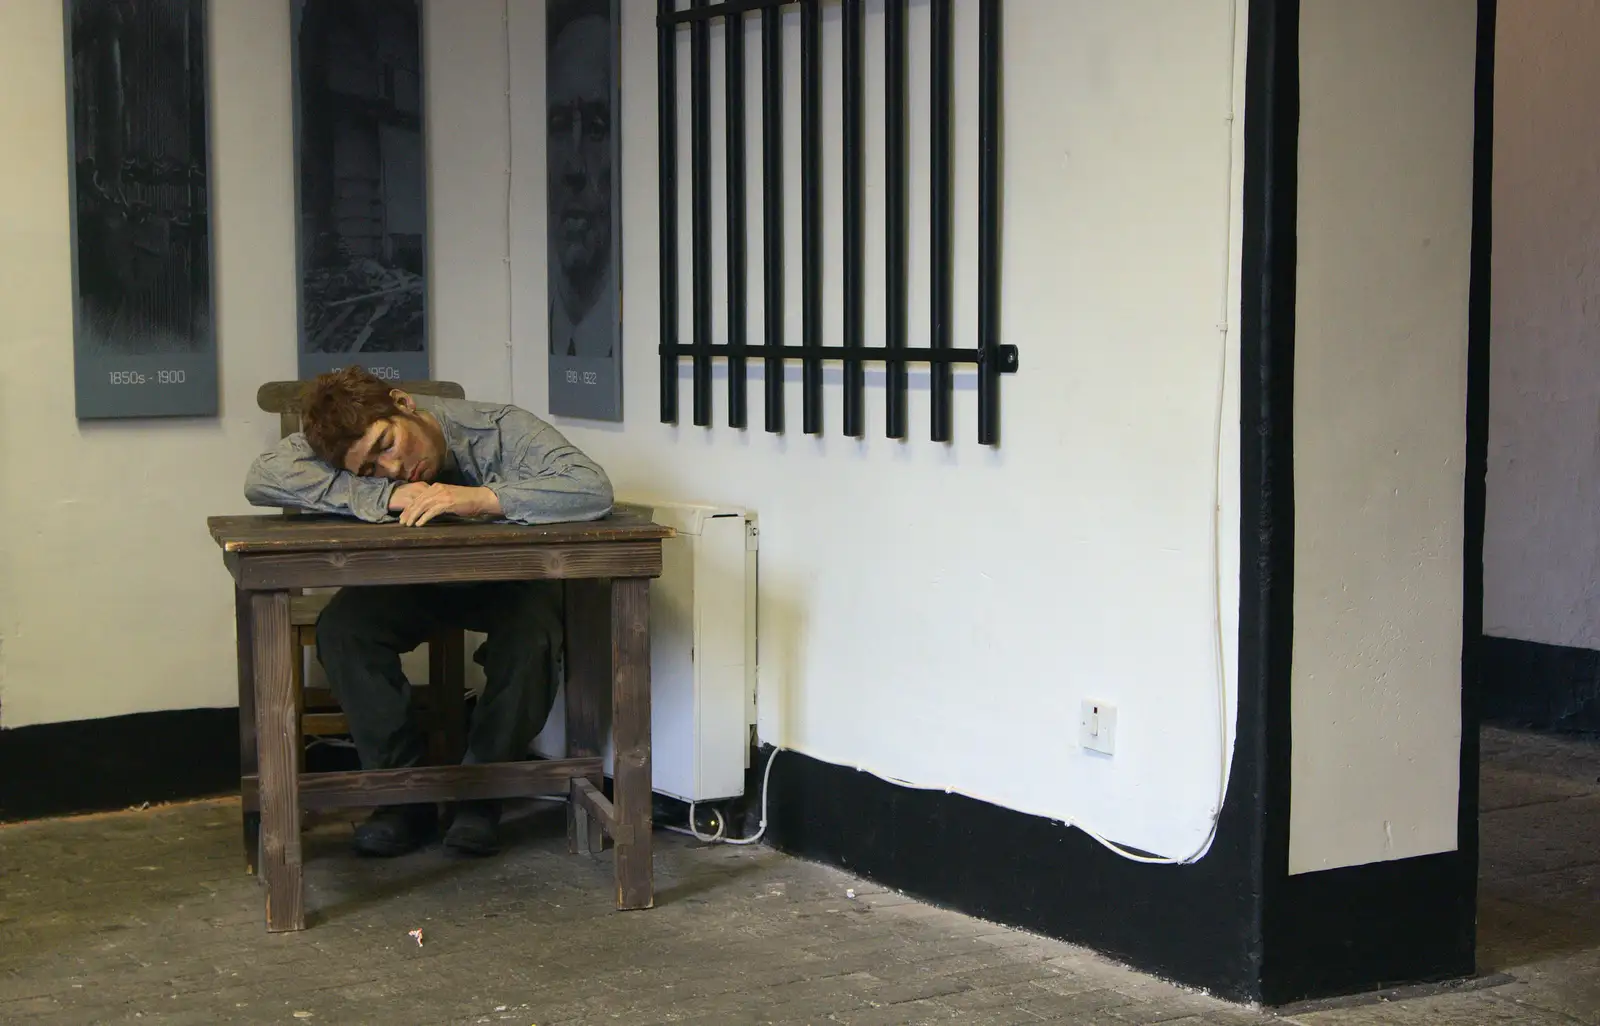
[659,343,1021,373]
[656,0,1013,445]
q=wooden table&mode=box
[208,506,672,932]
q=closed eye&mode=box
[356,430,393,477]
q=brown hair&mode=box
[300,365,399,466]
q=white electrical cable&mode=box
[1036,6,1244,867]
[681,746,780,846]
[839,759,1190,865]
[683,801,728,843]
[1053,0,1241,867]
[1183,0,1242,867]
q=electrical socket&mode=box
[1080,700,1117,756]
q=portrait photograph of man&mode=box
[546,0,622,421]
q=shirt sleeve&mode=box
[480,408,615,525]
[243,434,397,523]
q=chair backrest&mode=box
[257,379,467,440]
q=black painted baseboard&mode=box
[0,708,240,823]
[762,742,1479,1007]
[1482,635,1600,734]
[762,744,1267,1002]
[1265,851,1477,1004]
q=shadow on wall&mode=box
[757,571,810,753]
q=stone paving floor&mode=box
[0,726,1595,1025]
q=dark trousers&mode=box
[315,581,563,771]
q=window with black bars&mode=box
[656,0,1016,445]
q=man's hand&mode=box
[393,483,502,527]
[387,482,432,513]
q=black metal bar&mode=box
[841,0,865,437]
[761,5,784,433]
[691,0,713,426]
[660,0,1017,443]
[929,0,953,442]
[665,0,788,25]
[976,0,1001,445]
[658,0,680,423]
[726,7,748,429]
[885,0,908,439]
[801,0,822,434]
[661,343,1020,368]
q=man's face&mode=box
[548,15,612,289]
[342,394,444,484]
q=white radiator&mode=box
[531,500,758,803]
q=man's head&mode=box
[547,0,613,315]
[301,366,446,483]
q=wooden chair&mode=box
[240,379,469,869]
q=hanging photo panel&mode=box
[65,0,219,419]
[293,0,430,383]
[547,0,623,421]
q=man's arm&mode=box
[480,408,614,525]
[244,434,398,522]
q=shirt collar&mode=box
[412,394,464,480]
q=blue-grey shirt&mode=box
[243,394,613,525]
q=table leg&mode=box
[428,629,468,764]
[564,580,611,855]
[611,577,653,910]
[235,587,260,875]
[251,590,305,931]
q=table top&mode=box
[209,502,673,554]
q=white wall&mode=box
[0,0,300,727]
[1484,0,1600,651]
[505,0,1247,859]
[1290,0,1476,874]
[0,0,520,727]
[1,0,1247,861]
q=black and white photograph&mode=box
[66,0,218,419]
[293,0,429,382]
[547,0,622,421]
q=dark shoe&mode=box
[352,805,436,857]
[443,800,501,856]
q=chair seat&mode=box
[290,592,334,626]
[302,712,350,735]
